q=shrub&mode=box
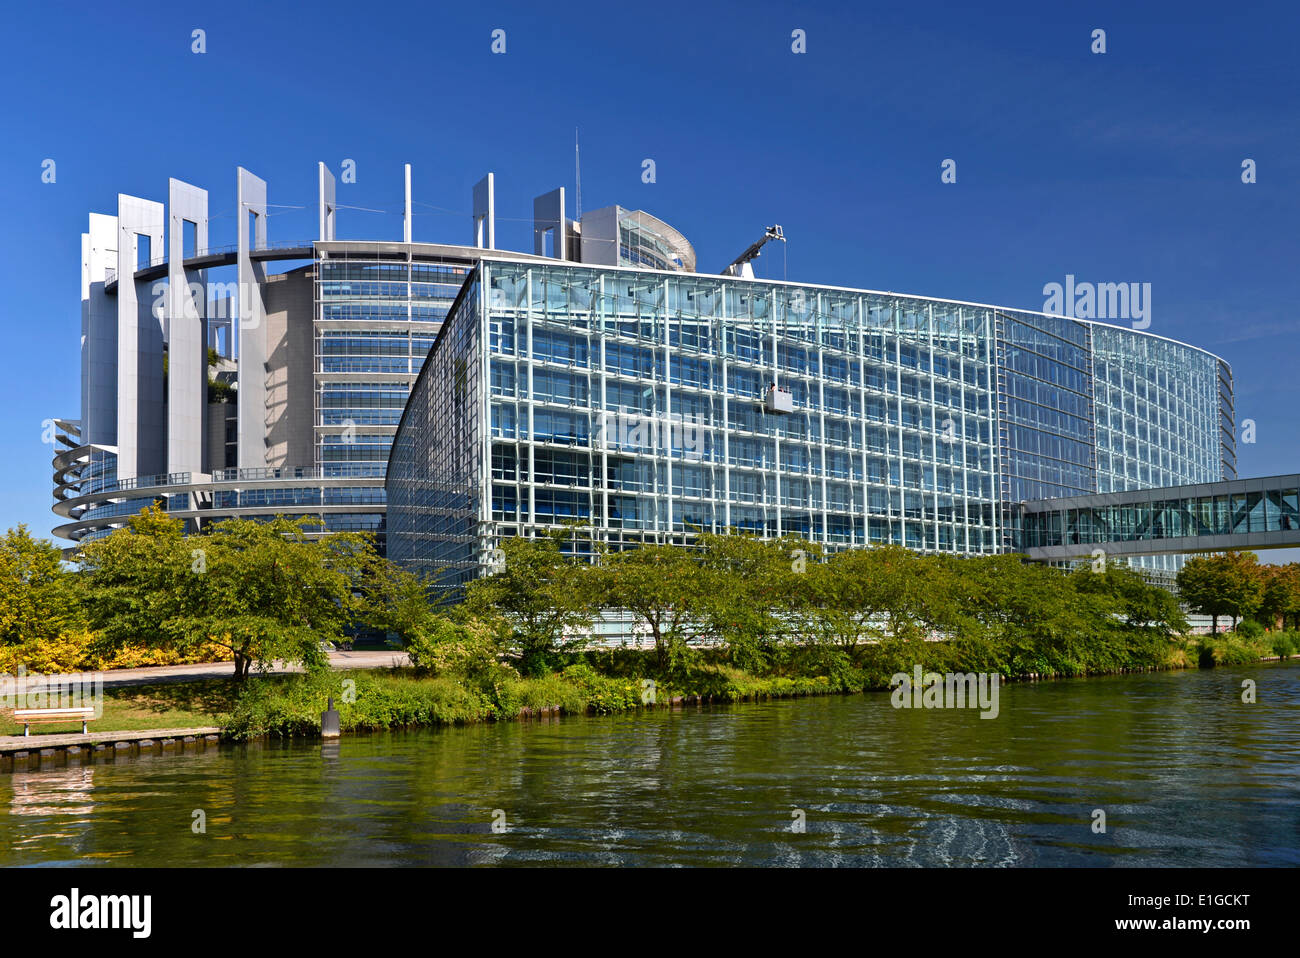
[224,670,496,739]
[557,662,647,714]
[1198,633,1271,668]
[1235,619,1266,640]
[0,631,228,673]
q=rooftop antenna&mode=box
[574,127,582,221]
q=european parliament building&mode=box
[53,166,553,552]
[52,161,1236,589]
[386,258,1235,591]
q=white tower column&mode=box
[473,173,495,249]
[236,167,268,471]
[115,194,165,481]
[82,213,118,449]
[403,164,413,243]
[166,179,209,477]
[318,162,336,241]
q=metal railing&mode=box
[76,463,388,498]
[104,242,317,285]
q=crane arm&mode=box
[723,225,785,277]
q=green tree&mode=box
[74,504,191,649]
[360,557,444,645]
[1258,562,1300,630]
[79,507,372,678]
[404,615,514,691]
[599,543,709,671]
[803,546,892,661]
[1176,552,1264,634]
[1070,562,1188,636]
[0,524,83,649]
[870,545,961,642]
[462,533,596,674]
[697,533,808,670]
[953,554,1107,675]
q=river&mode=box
[3,661,1298,866]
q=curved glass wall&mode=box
[388,260,1233,591]
[1089,325,1226,573]
[312,253,475,545]
[390,262,1017,590]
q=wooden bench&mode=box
[7,707,97,736]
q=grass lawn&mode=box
[0,680,238,737]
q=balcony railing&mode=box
[77,463,388,498]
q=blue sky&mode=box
[1,0,1298,554]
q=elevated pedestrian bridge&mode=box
[1019,474,1300,560]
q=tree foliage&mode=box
[1175,552,1264,633]
[4,506,1295,689]
[462,531,597,674]
[77,506,375,678]
[0,524,81,649]
[597,543,711,671]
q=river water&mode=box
[3,662,1298,866]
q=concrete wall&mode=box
[318,162,336,241]
[166,179,208,476]
[236,168,268,470]
[473,173,495,249]
[579,205,621,267]
[115,194,165,479]
[81,213,118,447]
[263,267,314,470]
[533,188,567,259]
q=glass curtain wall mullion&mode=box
[816,293,829,546]
[525,268,535,535]
[928,302,939,553]
[857,295,870,547]
[720,292,731,534]
[662,276,672,539]
[894,298,904,548]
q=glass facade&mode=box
[1088,325,1226,573]
[995,311,1096,506]
[388,259,1234,591]
[62,236,1232,568]
[393,262,1003,589]
[313,253,474,545]
[386,273,485,586]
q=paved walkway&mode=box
[3,649,411,693]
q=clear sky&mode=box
[1,0,1297,557]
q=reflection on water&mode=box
[2,662,1298,867]
[9,766,95,817]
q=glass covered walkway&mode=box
[1019,474,1300,559]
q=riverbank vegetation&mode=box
[4,513,1298,739]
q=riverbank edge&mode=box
[218,644,1294,743]
[3,651,1292,771]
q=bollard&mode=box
[321,696,341,738]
